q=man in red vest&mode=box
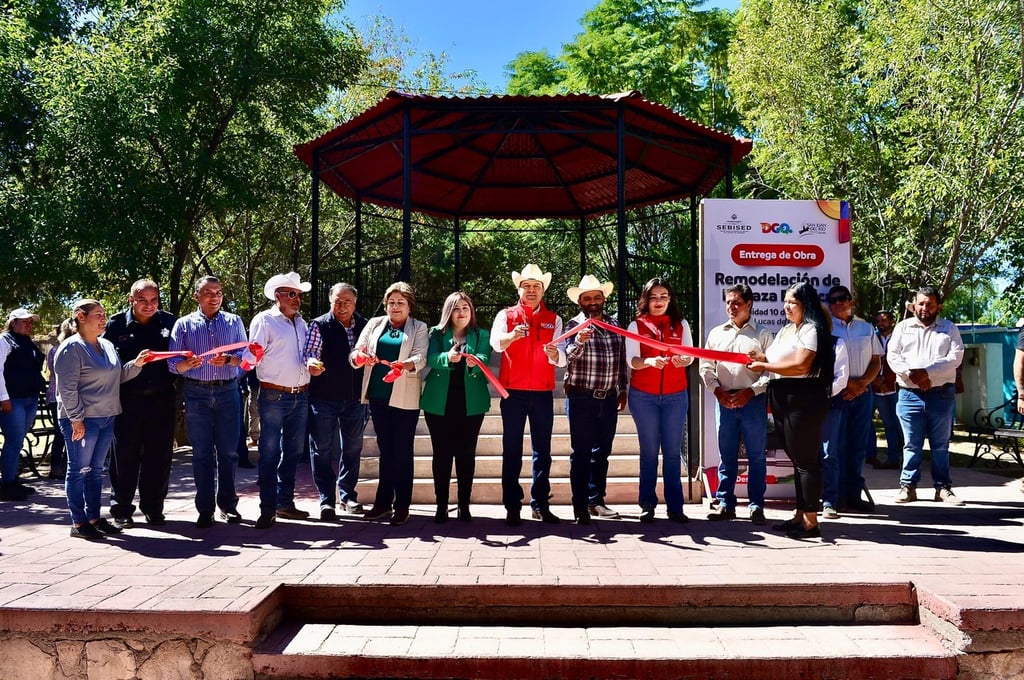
[490,264,566,527]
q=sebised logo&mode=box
[760,222,793,234]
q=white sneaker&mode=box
[588,504,620,519]
[342,501,364,514]
[934,486,965,506]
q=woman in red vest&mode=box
[625,278,694,524]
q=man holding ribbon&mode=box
[559,275,628,525]
[103,279,177,527]
[699,283,773,525]
[250,272,314,529]
[491,264,566,526]
[168,276,247,528]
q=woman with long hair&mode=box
[350,282,428,527]
[625,278,694,524]
[747,282,835,539]
[421,292,492,523]
[54,300,150,540]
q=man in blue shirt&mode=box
[168,276,247,528]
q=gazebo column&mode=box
[579,217,587,276]
[401,106,412,281]
[355,197,363,295]
[454,217,461,290]
[311,151,321,312]
[616,106,628,325]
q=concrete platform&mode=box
[0,439,1022,679]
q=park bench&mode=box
[966,395,1024,468]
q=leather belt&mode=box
[899,384,950,395]
[564,384,616,400]
[184,377,236,387]
[260,381,308,394]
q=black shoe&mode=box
[15,483,36,495]
[532,508,561,524]
[144,513,166,526]
[0,485,29,502]
[574,512,591,525]
[70,524,105,541]
[254,513,275,529]
[219,510,243,524]
[390,507,410,526]
[750,508,766,525]
[196,513,215,529]
[773,517,802,532]
[639,508,655,523]
[457,505,472,522]
[505,508,522,527]
[93,518,122,535]
[320,506,337,521]
[434,506,448,524]
[707,507,736,521]
[787,524,821,539]
[275,507,310,520]
[667,511,689,524]
[843,498,876,514]
[112,516,134,530]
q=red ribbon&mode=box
[141,350,193,363]
[143,342,266,368]
[553,318,751,365]
[461,352,509,399]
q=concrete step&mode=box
[360,433,640,457]
[254,583,955,680]
[361,453,643,479]
[353,476,699,506]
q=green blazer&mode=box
[420,326,492,416]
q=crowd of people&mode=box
[0,266,977,541]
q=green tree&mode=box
[729,0,1024,313]
[505,49,567,96]
[27,0,366,313]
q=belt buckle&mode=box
[289,385,300,394]
[593,389,607,399]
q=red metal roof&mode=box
[294,91,752,220]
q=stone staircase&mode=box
[252,583,957,679]
[356,355,700,508]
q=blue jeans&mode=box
[183,381,240,516]
[821,391,874,506]
[628,388,687,513]
[897,384,956,489]
[876,392,904,463]
[500,390,554,510]
[309,398,367,508]
[714,392,768,511]
[0,396,37,483]
[59,416,115,526]
[258,389,309,515]
[368,400,419,509]
[565,391,619,512]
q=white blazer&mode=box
[350,315,428,410]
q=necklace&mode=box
[386,322,403,339]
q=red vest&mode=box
[629,314,689,395]
[498,302,558,391]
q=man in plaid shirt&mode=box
[559,275,629,525]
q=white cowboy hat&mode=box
[567,275,614,304]
[511,264,552,290]
[7,307,40,323]
[263,272,312,301]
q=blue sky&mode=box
[340,0,741,93]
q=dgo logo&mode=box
[761,222,793,234]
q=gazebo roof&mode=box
[294,90,751,220]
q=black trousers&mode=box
[424,411,484,507]
[110,389,176,518]
[768,378,830,513]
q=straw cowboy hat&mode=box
[511,264,552,290]
[567,275,614,305]
[263,272,312,301]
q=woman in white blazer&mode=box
[350,282,428,526]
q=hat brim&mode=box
[567,282,614,304]
[263,280,312,301]
[512,273,552,290]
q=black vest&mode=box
[308,312,367,402]
[2,332,45,399]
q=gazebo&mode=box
[294,90,752,323]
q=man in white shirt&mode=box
[249,272,317,528]
[887,286,965,505]
[699,284,773,525]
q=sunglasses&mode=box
[277,290,303,300]
[828,294,851,304]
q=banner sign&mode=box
[699,199,852,500]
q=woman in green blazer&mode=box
[421,292,491,523]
